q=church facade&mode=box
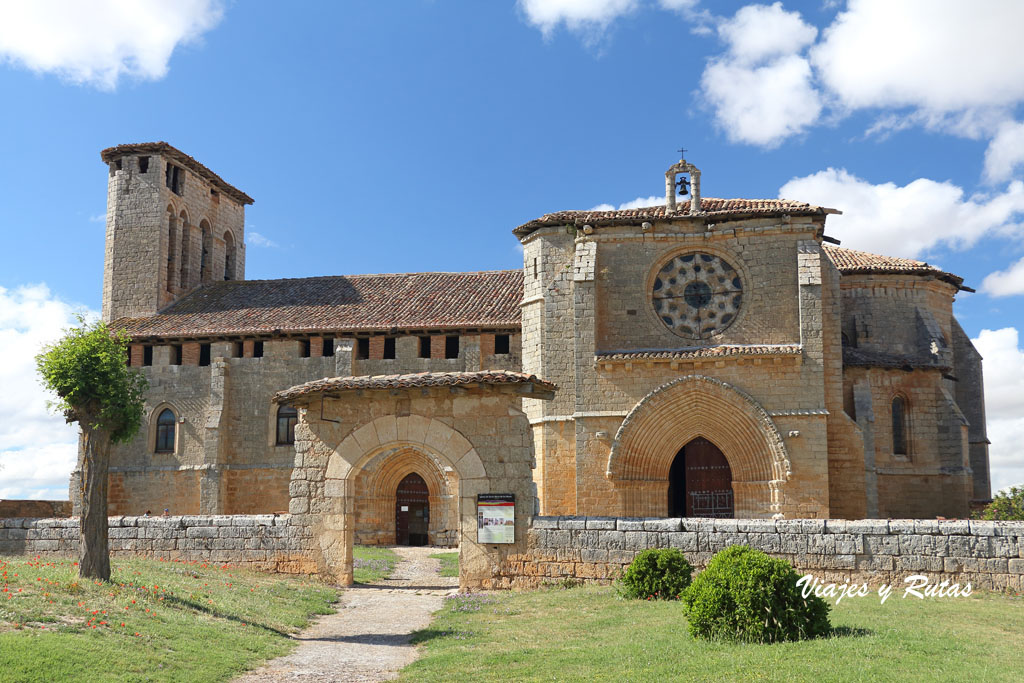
[76,142,991,545]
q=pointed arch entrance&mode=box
[607,375,791,518]
[667,438,734,518]
[396,472,429,546]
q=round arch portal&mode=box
[608,375,790,518]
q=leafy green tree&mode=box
[976,486,1024,521]
[36,316,147,581]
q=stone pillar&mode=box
[854,379,879,518]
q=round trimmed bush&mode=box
[682,545,831,643]
[618,548,693,600]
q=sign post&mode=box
[476,493,515,544]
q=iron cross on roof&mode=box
[677,147,687,159]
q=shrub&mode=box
[618,548,693,600]
[682,545,830,643]
[975,486,1024,521]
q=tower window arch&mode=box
[891,395,909,456]
[223,231,236,280]
[155,408,177,453]
[199,219,212,283]
[276,405,298,445]
[166,209,177,292]
[179,211,191,289]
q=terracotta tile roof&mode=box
[596,344,803,361]
[275,370,556,403]
[100,142,254,205]
[514,198,836,237]
[823,245,964,288]
[843,347,951,372]
[114,270,523,339]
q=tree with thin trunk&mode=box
[36,316,147,581]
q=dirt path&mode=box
[236,546,458,683]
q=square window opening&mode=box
[383,337,396,359]
[418,336,431,358]
[172,345,182,365]
[445,335,460,359]
[322,337,335,356]
[143,345,153,367]
[138,156,149,174]
[199,343,211,367]
[495,334,510,355]
[300,339,311,358]
[357,337,370,360]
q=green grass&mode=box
[401,584,1024,682]
[352,545,399,584]
[0,554,337,682]
[430,552,459,578]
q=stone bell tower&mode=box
[100,142,254,322]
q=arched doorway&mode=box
[667,438,734,518]
[395,472,429,546]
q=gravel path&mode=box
[235,546,458,683]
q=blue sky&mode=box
[2,0,1023,499]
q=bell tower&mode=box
[664,149,701,214]
[100,142,253,322]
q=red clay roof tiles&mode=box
[114,270,523,339]
[514,198,835,237]
[822,245,964,288]
[275,370,556,402]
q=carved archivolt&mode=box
[607,375,790,488]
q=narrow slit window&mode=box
[155,409,176,453]
[383,337,396,359]
[143,345,153,367]
[445,335,459,359]
[276,405,298,445]
[357,338,370,360]
[495,334,510,355]
[418,336,431,358]
[892,396,908,455]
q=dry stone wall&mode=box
[0,515,312,574]
[494,516,1024,591]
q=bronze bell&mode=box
[676,174,690,196]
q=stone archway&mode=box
[607,375,790,518]
[351,445,459,547]
[317,415,487,585]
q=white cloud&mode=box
[981,256,1024,297]
[518,0,639,37]
[589,194,664,211]
[971,327,1024,492]
[780,168,1024,257]
[246,231,278,248]
[0,0,225,90]
[984,120,1024,184]
[700,4,822,147]
[0,284,94,500]
[811,0,1024,114]
[717,2,817,65]
[702,55,822,148]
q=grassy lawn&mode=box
[429,552,458,578]
[401,585,1024,682]
[0,554,337,682]
[352,545,399,584]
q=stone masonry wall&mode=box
[494,516,1024,591]
[0,515,313,574]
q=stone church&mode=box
[77,142,991,549]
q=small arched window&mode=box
[276,405,298,445]
[891,396,908,455]
[223,231,236,281]
[179,211,191,289]
[199,220,212,283]
[166,210,177,292]
[155,409,176,453]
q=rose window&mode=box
[652,252,743,340]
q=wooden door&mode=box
[669,438,734,518]
[395,472,429,546]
